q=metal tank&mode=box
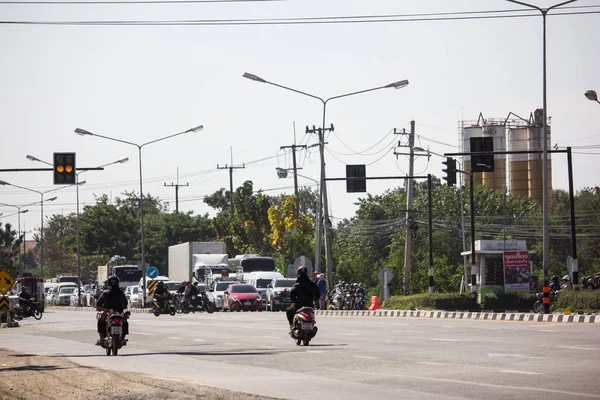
[528,126,552,207]
[507,127,529,198]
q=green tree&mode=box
[0,222,21,276]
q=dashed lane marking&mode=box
[557,345,599,351]
[419,362,446,366]
[500,370,542,375]
[431,338,459,342]
[224,342,239,346]
[353,355,377,359]
[194,339,206,343]
[135,332,157,336]
[260,345,279,349]
[168,337,182,340]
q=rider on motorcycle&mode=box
[18,287,32,313]
[287,266,320,331]
[185,281,200,309]
[96,275,128,346]
[153,280,171,311]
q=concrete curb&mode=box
[315,309,600,323]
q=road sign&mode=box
[147,267,159,279]
[378,268,393,284]
[0,295,9,311]
[0,269,15,294]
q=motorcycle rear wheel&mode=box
[303,337,310,346]
[204,303,215,314]
[295,338,301,346]
[169,308,176,316]
[112,338,120,356]
[105,340,111,356]
[33,309,43,320]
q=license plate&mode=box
[301,322,314,330]
[244,301,251,305]
[111,326,122,335]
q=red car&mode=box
[222,284,262,312]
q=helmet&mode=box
[562,275,571,282]
[297,266,308,277]
[107,275,119,287]
[157,280,164,286]
[193,281,198,287]
[551,275,559,283]
[317,274,324,280]
[587,278,594,286]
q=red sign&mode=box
[503,251,530,291]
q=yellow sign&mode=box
[0,296,9,311]
[147,280,157,296]
[0,269,15,294]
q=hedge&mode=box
[382,290,600,312]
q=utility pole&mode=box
[394,121,416,295]
[280,143,307,217]
[217,147,245,214]
[164,167,189,213]
[306,124,334,286]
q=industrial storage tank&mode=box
[462,125,483,187]
[528,126,552,207]
[508,127,529,198]
[481,123,506,191]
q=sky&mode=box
[1,0,599,238]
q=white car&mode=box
[208,281,237,310]
[55,287,77,306]
[125,285,141,308]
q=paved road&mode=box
[2,310,599,399]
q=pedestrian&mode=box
[316,274,327,310]
[531,275,540,293]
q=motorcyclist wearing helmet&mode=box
[96,275,128,345]
[286,266,320,331]
[153,280,171,311]
[561,275,573,291]
[18,287,32,313]
[185,281,201,309]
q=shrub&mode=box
[383,293,479,311]
[480,291,537,312]
[554,291,600,312]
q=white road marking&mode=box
[500,370,542,375]
[488,353,546,359]
[419,362,446,366]
[538,329,560,333]
[441,325,454,328]
[346,333,360,336]
[224,342,239,346]
[168,337,182,340]
[135,332,156,336]
[557,345,599,351]
[431,338,459,342]
[306,350,325,353]
[260,345,278,349]
[194,339,206,343]
[354,355,377,359]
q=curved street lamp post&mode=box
[244,72,408,289]
[75,125,203,307]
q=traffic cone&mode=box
[368,296,379,310]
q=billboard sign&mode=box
[503,251,530,291]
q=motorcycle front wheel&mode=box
[33,309,43,320]
[204,302,215,314]
[169,308,176,316]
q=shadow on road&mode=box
[0,365,76,372]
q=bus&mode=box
[57,275,79,284]
[112,265,143,290]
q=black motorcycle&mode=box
[14,299,43,321]
[152,294,177,316]
[97,307,129,356]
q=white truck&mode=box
[168,241,227,282]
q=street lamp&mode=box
[506,0,576,313]
[75,125,203,307]
[28,154,129,306]
[585,90,599,104]
[244,72,409,289]
[0,202,30,276]
[0,180,65,280]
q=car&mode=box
[222,284,262,312]
[265,278,296,311]
[125,285,141,308]
[246,271,284,310]
[55,286,77,306]
[208,280,237,310]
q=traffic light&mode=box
[346,164,366,193]
[470,137,495,172]
[53,152,76,184]
[442,157,457,187]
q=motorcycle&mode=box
[327,287,343,310]
[152,294,177,316]
[173,293,215,314]
[198,292,216,314]
[354,290,366,310]
[533,291,557,314]
[342,290,354,310]
[290,306,318,346]
[97,307,129,356]
[13,301,43,321]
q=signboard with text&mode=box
[503,251,530,291]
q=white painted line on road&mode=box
[500,370,542,375]
[306,350,325,353]
[194,339,206,343]
[538,329,560,332]
[135,332,156,336]
[354,355,377,359]
[488,353,546,359]
[224,342,239,346]
[260,345,278,349]
[557,345,599,351]
[346,333,360,336]
[419,362,445,366]
[168,337,182,340]
[441,326,454,328]
[431,339,459,342]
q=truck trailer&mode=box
[168,241,227,282]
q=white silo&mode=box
[508,126,529,198]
